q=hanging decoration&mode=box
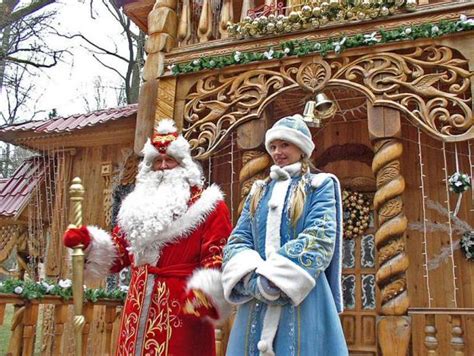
[342,190,371,240]
[168,15,474,75]
[448,172,471,194]
[460,230,474,262]
[227,0,416,39]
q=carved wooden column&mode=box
[368,102,411,355]
[450,315,465,355]
[135,0,178,154]
[424,314,438,355]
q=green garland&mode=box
[0,278,128,302]
[169,15,474,75]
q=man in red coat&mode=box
[64,119,232,356]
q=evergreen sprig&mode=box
[0,278,128,302]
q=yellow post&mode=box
[69,177,85,356]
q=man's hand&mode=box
[63,226,91,249]
[183,289,218,320]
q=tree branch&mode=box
[0,0,56,31]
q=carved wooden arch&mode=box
[182,45,474,159]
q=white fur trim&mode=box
[311,172,333,188]
[265,179,291,258]
[258,305,282,356]
[265,127,315,158]
[84,226,118,280]
[159,184,223,240]
[222,249,265,303]
[269,162,301,180]
[156,118,177,134]
[250,179,266,196]
[311,172,344,313]
[256,253,315,306]
[187,268,231,323]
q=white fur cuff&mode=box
[187,268,231,323]
[256,253,315,306]
[84,226,118,280]
[222,249,265,303]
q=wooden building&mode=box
[0,0,474,354]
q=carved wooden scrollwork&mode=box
[330,46,473,141]
[182,58,331,159]
[182,45,473,159]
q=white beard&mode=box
[118,166,193,265]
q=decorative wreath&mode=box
[342,190,371,240]
[448,172,471,194]
[460,231,474,262]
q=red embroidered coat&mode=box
[84,185,232,356]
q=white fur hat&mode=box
[265,114,315,157]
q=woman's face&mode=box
[268,140,303,167]
[152,154,179,171]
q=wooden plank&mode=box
[52,304,68,356]
[21,303,39,356]
[135,80,159,154]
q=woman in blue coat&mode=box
[222,115,348,356]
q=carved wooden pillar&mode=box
[450,315,465,356]
[368,102,411,355]
[136,0,178,154]
[424,314,438,355]
[219,0,233,39]
[177,0,192,45]
[198,0,213,42]
[238,151,271,213]
[240,0,255,21]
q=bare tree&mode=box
[58,0,145,105]
[0,1,65,91]
[0,65,41,177]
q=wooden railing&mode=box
[0,294,230,356]
[173,0,461,47]
[408,307,474,355]
[0,295,122,356]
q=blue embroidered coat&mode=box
[222,163,348,356]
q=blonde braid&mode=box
[249,177,271,216]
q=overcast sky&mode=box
[12,1,132,121]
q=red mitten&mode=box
[183,289,219,320]
[63,226,91,249]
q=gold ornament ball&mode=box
[243,16,252,23]
[289,11,300,22]
[357,11,366,20]
[251,20,259,28]
[302,5,312,17]
[320,1,329,10]
[320,16,329,25]
[259,15,268,24]
[284,24,293,32]
[292,22,302,30]
[277,14,285,21]
[311,18,320,28]
[380,6,389,16]
[267,22,276,33]
[276,20,284,30]
[268,14,276,21]
[329,0,339,8]
[312,6,321,16]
